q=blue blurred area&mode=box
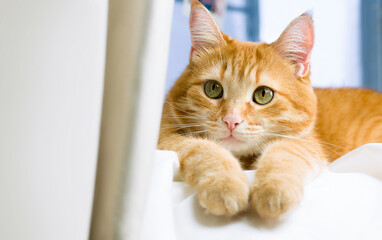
[361,0,382,92]
[165,2,190,94]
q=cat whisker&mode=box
[263,132,343,158]
[204,122,220,127]
[265,123,344,149]
[159,123,206,138]
[165,101,202,117]
[189,130,208,136]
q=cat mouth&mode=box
[222,135,245,143]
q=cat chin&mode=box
[221,136,244,143]
[218,138,257,154]
[217,136,268,156]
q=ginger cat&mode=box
[158,0,382,218]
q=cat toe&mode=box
[250,180,303,218]
[197,174,249,216]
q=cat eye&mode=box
[204,80,223,99]
[253,86,274,105]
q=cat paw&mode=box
[197,173,249,216]
[250,179,303,218]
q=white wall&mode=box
[259,0,361,88]
[0,0,107,239]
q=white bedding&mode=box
[141,144,382,240]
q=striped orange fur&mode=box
[158,0,382,218]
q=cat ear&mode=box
[273,13,314,77]
[189,0,225,59]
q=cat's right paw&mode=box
[197,173,249,216]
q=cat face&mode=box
[162,1,317,155]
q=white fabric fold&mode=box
[142,144,382,240]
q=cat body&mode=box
[158,0,382,218]
[315,88,382,161]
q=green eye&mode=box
[204,80,223,99]
[253,86,274,105]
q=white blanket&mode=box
[141,144,382,240]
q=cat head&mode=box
[162,0,317,155]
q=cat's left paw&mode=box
[250,179,303,218]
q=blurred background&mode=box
[0,0,173,239]
[166,0,382,93]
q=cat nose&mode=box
[223,115,243,131]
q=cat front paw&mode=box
[197,173,249,216]
[250,179,303,218]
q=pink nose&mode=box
[223,115,243,131]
